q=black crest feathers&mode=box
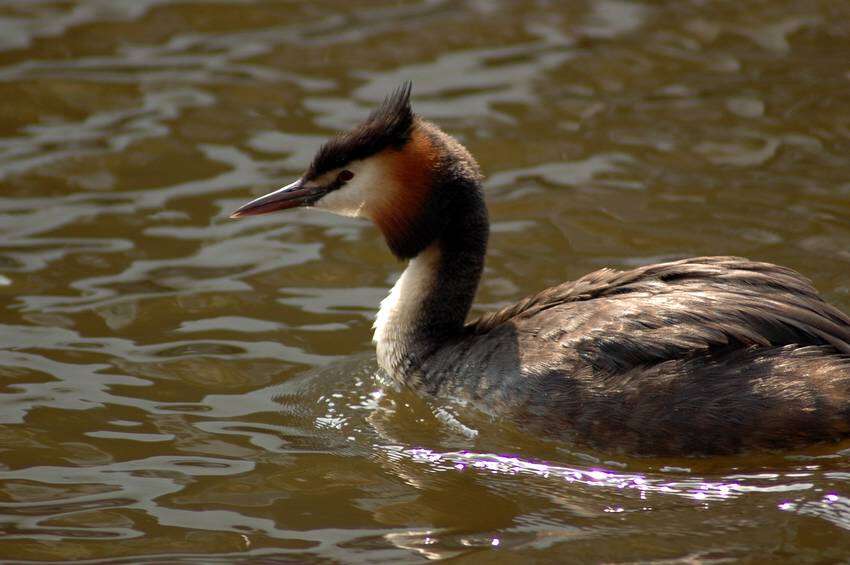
[306,82,415,180]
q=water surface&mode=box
[1,0,850,562]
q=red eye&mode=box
[338,170,354,182]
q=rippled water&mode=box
[1,0,850,561]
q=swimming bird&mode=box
[231,83,850,456]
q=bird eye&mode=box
[338,170,354,182]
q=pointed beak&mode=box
[230,178,322,218]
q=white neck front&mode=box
[373,243,441,376]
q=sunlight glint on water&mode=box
[0,0,849,561]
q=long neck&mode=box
[373,189,488,384]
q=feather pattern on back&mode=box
[467,257,850,373]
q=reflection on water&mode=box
[1,0,850,561]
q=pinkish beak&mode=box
[230,178,320,218]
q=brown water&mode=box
[1,0,850,562]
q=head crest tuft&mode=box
[306,82,415,179]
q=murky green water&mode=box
[1,0,850,562]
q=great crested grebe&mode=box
[231,83,850,456]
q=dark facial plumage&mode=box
[305,82,415,181]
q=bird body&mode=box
[414,256,850,454]
[231,84,850,455]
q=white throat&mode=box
[373,243,441,374]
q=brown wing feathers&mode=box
[468,257,850,369]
